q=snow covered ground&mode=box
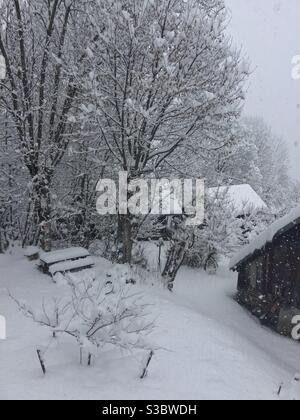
[1,249,300,400]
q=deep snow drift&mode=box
[0,249,300,400]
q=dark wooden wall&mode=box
[236,224,300,333]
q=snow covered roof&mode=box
[147,183,266,218]
[208,184,267,216]
[230,206,300,269]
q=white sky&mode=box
[225,0,300,180]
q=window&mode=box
[255,256,264,291]
[247,256,264,291]
[249,263,257,289]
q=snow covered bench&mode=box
[39,247,94,276]
[49,257,95,276]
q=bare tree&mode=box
[0,0,90,249]
[83,0,248,263]
[12,270,154,366]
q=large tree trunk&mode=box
[162,240,188,292]
[162,220,193,291]
[117,214,134,264]
[0,228,9,254]
[27,171,53,251]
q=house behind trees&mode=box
[208,184,268,218]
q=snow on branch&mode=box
[11,270,155,366]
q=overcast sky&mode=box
[225,0,300,180]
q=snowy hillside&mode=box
[0,250,299,400]
[0,0,299,403]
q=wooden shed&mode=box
[230,207,300,336]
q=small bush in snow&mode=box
[88,240,107,258]
[12,270,154,367]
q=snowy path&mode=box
[0,250,300,400]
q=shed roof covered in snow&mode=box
[230,206,300,269]
[208,184,267,216]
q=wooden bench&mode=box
[49,256,95,276]
[39,247,94,277]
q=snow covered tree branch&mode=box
[80,0,248,263]
[0,0,92,249]
[11,271,155,365]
